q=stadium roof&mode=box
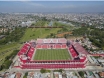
[72,42,88,55]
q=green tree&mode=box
[58,69,63,73]
[40,68,46,73]
[23,72,28,78]
[3,60,12,69]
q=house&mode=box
[99,72,104,78]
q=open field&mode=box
[34,21,49,26]
[0,50,13,64]
[20,28,61,42]
[0,43,21,65]
[0,43,19,52]
[34,49,71,60]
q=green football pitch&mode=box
[34,49,71,60]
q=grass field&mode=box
[34,49,71,60]
[20,28,61,42]
[0,42,21,65]
[34,21,49,26]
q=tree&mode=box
[31,23,35,26]
[3,60,12,69]
[40,68,46,73]
[64,34,67,38]
[0,65,3,70]
[79,71,84,77]
[58,69,63,73]
[23,72,28,78]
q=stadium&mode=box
[15,38,88,69]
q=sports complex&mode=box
[15,38,88,69]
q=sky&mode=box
[0,1,104,13]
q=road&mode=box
[1,66,104,78]
[6,66,104,73]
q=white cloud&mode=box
[18,1,46,8]
[25,2,44,7]
[0,0,104,2]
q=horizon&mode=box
[0,1,104,13]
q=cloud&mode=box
[21,1,45,7]
[0,0,104,2]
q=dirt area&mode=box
[56,32,72,37]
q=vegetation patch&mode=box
[78,71,84,77]
[20,28,61,42]
[40,68,51,73]
[23,72,28,78]
[0,50,19,70]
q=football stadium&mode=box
[15,38,88,69]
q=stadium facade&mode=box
[15,38,88,69]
